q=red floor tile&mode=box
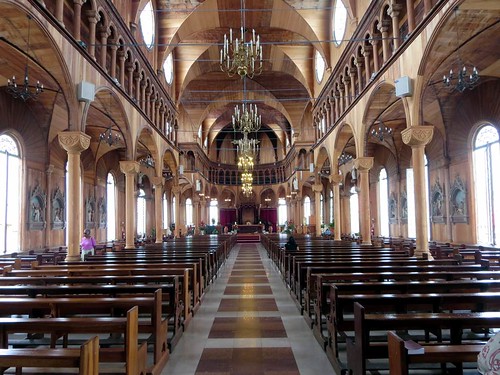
[218,298,278,312]
[195,347,299,374]
[208,316,287,338]
[224,285,272,295]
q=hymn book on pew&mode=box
[404,340,425,354]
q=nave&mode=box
[163,243,335,375]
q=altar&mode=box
[237,224,263,233]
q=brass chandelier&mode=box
[232,103,261,133]
[220,0,262,79]
[220,27,262,79]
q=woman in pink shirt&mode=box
[80,229,96,261]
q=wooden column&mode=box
[313,183,323,237]
[370,38,380,73]
[151,177,164,244]
[85,10,98,59]
[330,174,342,241]
[119,161,140,249]
[73,0,84,41]
[98,26,109,71]
[406,0,416,33]
[58,132,90,261]
[402,126,434,257]
[363,45,372,82]
[355,157,374,245]
[110,42,118,80]
[389,4,402,51]
[378,20,391,63]
[118,50,126,86]
[173,186,181,238]
[55,0,64,26]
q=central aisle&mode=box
[162,242,336,375]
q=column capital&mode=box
[150,176,164,188]
[329,174,342,185]
[312,184,323,193]
[401,126,434,147]
[119,160,140,175]
[354,157,374,171]
[172,186,181,195]
[58,131,91,154]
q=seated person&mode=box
[478,331,500,374]
[284,236,298,251]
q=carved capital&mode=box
[58,131,90,154]
[354,157,374,171]
[119,161,140,175]
[329,174,342,185]
[312,184,323,193]
[150,176,164,188]
[401,126,434,147]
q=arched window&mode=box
[0,134,21,253]
[139,1,155,49]
[106,173,116,241]
[350,186,359,235]
[320,193,324,226]
[329,190,334,224]
[473,125,500,244]
[278,198,287,225]
[304,196,311,225]
[209,199,218,225]
[185,198,193,226]
[137,189,146,238]
[163,53,173,85]
[407,155,429,239]
[378,168,389,237]
[315,50,325,83]
[332,0,348,46]
[163,192,168,230]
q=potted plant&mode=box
[199,221,206,235]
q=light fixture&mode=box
[338,152,353,166]
[7,15,44,101]
[220,0,263,80]
[370,121,393,141]
[232,103,261,133]
[140,154,155,168]
[443,7,479,92]
[99,126,121,146]
[264,197,271,202]
[224,198,231,202]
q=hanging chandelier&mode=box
[99,126,121,146]
[442,7,479,92]
[232,103,261,133]
[338,152,353,166]
[7,15,44,101]
[241,171,253,197]
[220,26,263,79]
[370,121,393,141]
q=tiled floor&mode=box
[162,243,336,375]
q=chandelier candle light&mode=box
[232,103,261,133]
[7,15,44,101]
[220,26,263,79]
[442,7,479,92]
[370,121,393,141]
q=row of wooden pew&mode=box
[262,234,500,375]
[0,235,236,374]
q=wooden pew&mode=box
[4,265,195,323]
[0,307,147,375]
[346,302,500,375]
[0,336,99,375]
[317,277,500,355]
[387,331,482,375]
[0,290,169,374]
